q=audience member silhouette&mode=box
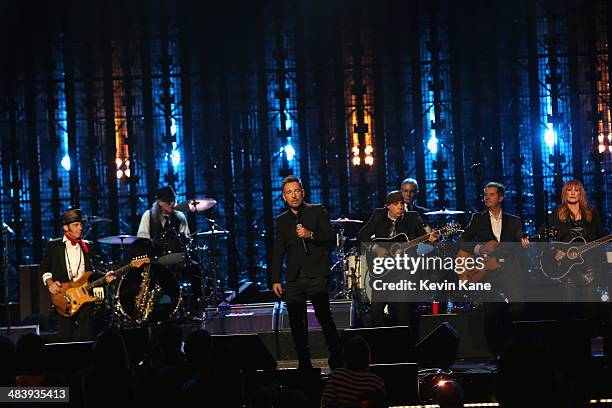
[0,335,16,387]
[321,336,386,408]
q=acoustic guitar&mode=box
[456,228,557,283]
[51,256,150,318]
[539,234,612,280]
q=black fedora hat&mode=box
[61,209,84,225]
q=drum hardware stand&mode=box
[188,207,228,311]
[201,218,227,308]
[333,225,351,299]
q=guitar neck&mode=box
[578,234,612,255]
[84,262,133,291]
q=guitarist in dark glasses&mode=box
[537,179,605,302]
[358,190,436,331]
[40,209,115,341]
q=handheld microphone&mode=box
[296,210,309,255]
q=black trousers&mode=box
[56,303,95,342]
[284,274,340,360]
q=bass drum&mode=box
[117,262,181,324]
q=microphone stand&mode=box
[2,224,12,335]
[544,191,550,242]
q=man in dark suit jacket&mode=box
[358,191,434,332]
[400,178,431,230]
[40,209,115,341]
[271,175,342,369]
[458,182,528,355]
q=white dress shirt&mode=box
[41,235,86,284]
[489,210,502,242]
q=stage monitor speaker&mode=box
[415,322,460,369]
[512,319,591,375]
[229,281,262,304]
[0,325,39,344]
[370,362,419,405]
[245,368,322,405]
[212,334,277,372]
[46,341,93,379]
[342,326,415,364]
[119,327,150,367]
[419,312,490,358]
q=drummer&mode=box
[137,185,190,241]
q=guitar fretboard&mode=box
[578,234,612,255]
[84,262,133,291]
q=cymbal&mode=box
[97,234,139,245]
[175,198,217,213]
[331,218,364,225]
[193,229,230,237]
[85,215,112,224]
[424,209,465,216]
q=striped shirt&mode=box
[321,368,386,407]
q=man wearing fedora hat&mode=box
[40,209,115,341]
[358,191,436,332]
[137,185,190,241]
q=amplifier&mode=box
[0,325,40,344]
[203,302,278,334]
[19,264,51,329]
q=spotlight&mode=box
[61,155,71,171]
[171,150,181,167]
[427,134,438,154]
[544,124,556,148]
[283,144,296,161]
[352,156,361,166]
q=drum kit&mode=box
[84,198,227,328]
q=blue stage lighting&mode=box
[61,155,71,171]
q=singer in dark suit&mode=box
[271,175,342,370]
[458,182,528,355]
[40,209,115,341]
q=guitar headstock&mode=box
[437,222,461,237]
[130,256,151,268]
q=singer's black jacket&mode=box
[537,206,604,242]
[458,210,523,253]
[358,208,426,242]
[271,202,336,283]
[39,238,100,284]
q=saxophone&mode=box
[134,264,161,324]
